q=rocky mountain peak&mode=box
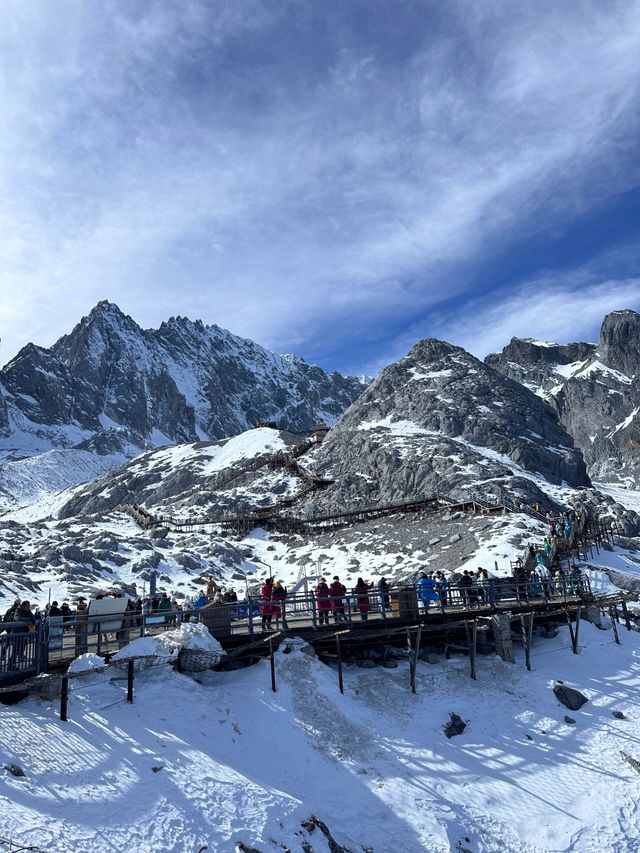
[484,308,640,485]
[598,309,640,377]
[304,336,589,516]
[0,302,367,467]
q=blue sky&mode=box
[1,0,639,376]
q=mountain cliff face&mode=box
[0,301,367,463]
[486,310,640,484]
[303,338,590,514]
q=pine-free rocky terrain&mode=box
[2,305,640,852]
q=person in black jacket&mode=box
[458,571,472,606]
[378,577,390,611]
[12,601,35,632]
[2,599,20,626]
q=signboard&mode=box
[88,597,128,634]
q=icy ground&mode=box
[1,622,639,853]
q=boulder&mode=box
[444,713,466,738]
[553,683,588,711]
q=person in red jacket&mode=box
[329,576,347,623]
[315,577,331,626]
[261,578,274,630]
[352,578,372,621]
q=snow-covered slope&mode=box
[1,624,639,852]
[0,448,128,519]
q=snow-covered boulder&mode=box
[68,653,106,674]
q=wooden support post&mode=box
[610,606,621,645]
[269,636,276,693]
[336,634,344,695]
[407,628,416,693]
[469,619,477,680]
[413,625,423,694]
[127,659,134,703]
[574,606,581,654]
[566,607,581,654]
[621,599,632,632]
[521,613,533,671]
[60,676,69,722]
[566,608,576,653]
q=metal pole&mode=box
[60,676,69,722]
[336,634,344,695]
[269,636,276,692]
[127,659,134,703]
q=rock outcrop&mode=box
[486,310,640,485]
[304,338,589,514]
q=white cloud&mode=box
[0,1,639,370]
[379,274,640,373]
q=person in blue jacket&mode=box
[193,592,208,610]
[418,572,439,609]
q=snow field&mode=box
[1,622,639,852]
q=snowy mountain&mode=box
[304,338,589,516]
[486,309,640,485]
[0,301,367,464]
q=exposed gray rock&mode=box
[0,300,366,464]
[486,310,640,487]
[444,713,466,738]
[304,338,589,515]
[553,683,588,710]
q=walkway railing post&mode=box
[621,599,632,631]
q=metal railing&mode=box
[0,573,595,682]
[0,621,47,682]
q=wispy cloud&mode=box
[0,1,639,372]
